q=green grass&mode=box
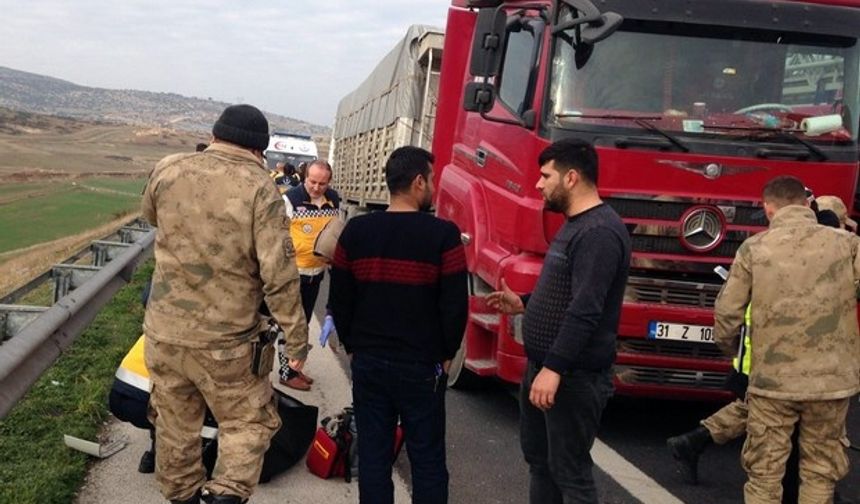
[79,178,146,195]
[0,186,140,254]
[15,283,55,307]
[0,261,152,504]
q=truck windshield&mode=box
[547,17,860,142]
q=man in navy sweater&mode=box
[329,146,468,504]
[488,139,631,504]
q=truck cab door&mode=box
[463,10,550,256]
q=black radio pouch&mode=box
[251,325,278,377]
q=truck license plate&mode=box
[648,321,714,343]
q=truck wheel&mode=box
[447,339,480,389]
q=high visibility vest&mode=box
[732,305,752,376]
[113,335,218,439]
[115,335,150,392]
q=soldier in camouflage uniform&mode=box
[714,175,860,504]
[142,104,308,504]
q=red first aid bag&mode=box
[306,406,405,481]
[306,427,347,479]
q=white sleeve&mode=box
[283,194,294,218]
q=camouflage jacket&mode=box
[141,142,308,359]
[714,205,860,400]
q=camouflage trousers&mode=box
[742,394,850,504]
[144,337,281,501]
[702,398,748,445]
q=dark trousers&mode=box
[281,272,325,379]
[299,272,324,324]
[109,381,152,430]
[520,362,613,504]
[351,353,448,504]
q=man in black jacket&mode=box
[488,139,631,504]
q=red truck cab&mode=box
[433,0,860,400]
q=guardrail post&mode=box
[0,305,49,343]
[52,265,102,303]
[119,226,150,244]
[90,241,132,267]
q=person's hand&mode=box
[529,368,561,411]
[320,315,336,348]
[442,359,452,375]
[486,278,525,314]
[288,358,305,372]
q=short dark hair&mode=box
[762,176,807,206]
[385,146,434,195]
[538,139,599,185]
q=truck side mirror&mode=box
[552,0,623,68]
[554,0,623,43]
[469,7,507,77]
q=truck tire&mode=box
[446,339,480,389]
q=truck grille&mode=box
[625,276,722,308]
[615,365,728,389]
[604,196,765,260]
[631,234,745,258]
[618,338,726,360]
[605,197,766,227]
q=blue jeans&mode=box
[520,362,613,504]
[351,353,448,504]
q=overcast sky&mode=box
[0,0,450,126]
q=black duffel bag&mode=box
[202,390,319,483]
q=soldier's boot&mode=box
[667,426,713,485]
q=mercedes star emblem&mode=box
[680,207,725,252]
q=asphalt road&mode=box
[318,279,860,504]
[432,380,860,504]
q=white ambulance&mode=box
[264,132,318,171]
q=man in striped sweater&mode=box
[329,146,468,504]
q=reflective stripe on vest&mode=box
[115,366,151,392]
[116,335,150,392]
[732,305,752,375]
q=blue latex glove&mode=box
[320,314,336,347]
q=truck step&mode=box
[469,313,500,331]
[465,358,497,376]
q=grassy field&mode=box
[0,177,145,255]
[0,261,152,504]
[79,178,147,194]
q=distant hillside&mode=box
[0,65,329,136]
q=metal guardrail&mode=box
[0,219,155,419]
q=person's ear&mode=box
[414,173,427,191]
[564,169,578,189]
[763,201,776,222]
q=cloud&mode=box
[0,0,450,125]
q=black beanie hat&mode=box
[212,104,269,151]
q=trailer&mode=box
[330,25,443,209]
